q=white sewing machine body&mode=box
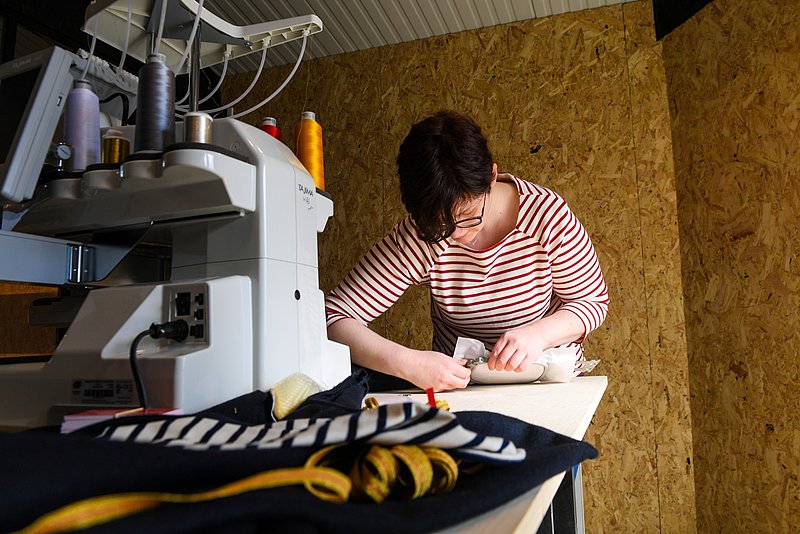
[0,118,351,427]
[0,1,349,428]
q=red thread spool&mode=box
[260,117,282,141]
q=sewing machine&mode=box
[0,2,350,427]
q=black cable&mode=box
[99,92,131,126]
[149,320,189,342]
[129,330,152,409]
[128,319,189,410]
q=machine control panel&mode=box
[168,284,208,342]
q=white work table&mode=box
[379,376,607,533]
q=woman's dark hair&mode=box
[397,111,493,243]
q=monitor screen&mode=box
[0,47,74,203]
[0,68,41,165]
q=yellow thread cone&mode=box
[296,111,325,190]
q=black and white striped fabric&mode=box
[95,401,526,463]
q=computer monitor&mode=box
[0,46,74,203]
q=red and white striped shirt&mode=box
[325,176,609,360]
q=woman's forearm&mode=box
[327,318,413,379]
[527,309,587,348]
[328,318,472,391]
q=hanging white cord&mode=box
[176,51,230,110]
[175,76,192,106]
[187,41,268,115]
[198,51,229,105]
[79,17,99,81]
[112,0,133,82]
[230,31,308,120]
[152,0,169,55]
[173,0,205,106]
[173,0,204,76]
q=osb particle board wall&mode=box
[0,283,57,358]
[222,1,695,531]
[664,0,800,532]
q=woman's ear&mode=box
[491,163,498,182]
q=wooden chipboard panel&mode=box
[0,283,58,358]
[624,1,697,532]
[663,0,800,531]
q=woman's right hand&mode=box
[403,350,471,392]
[327,319,470,392]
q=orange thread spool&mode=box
[295,111,325,191]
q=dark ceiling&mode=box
[0,0,715,68]
[0,0,139,68]
[652,0,714,40]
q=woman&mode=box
[326,111,608,391]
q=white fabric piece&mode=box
[453,337,575,384]
[453,336,489,361]
[536,347,576,383]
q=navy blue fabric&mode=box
[199,390,272,425]
[0,409,596,533]
[0,373,598,532]
[286,368,370,420]
[351,363,416,392]
[196,368,371,424]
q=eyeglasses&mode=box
[453,192,487,229]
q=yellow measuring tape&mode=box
[363,397,450,411]
[306,443,459,504]
[21,399,462,533]
[343,398,458,503]
[19,466,350,534]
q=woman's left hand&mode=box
[488,325,547,372]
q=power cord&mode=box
[129,320,189,409]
